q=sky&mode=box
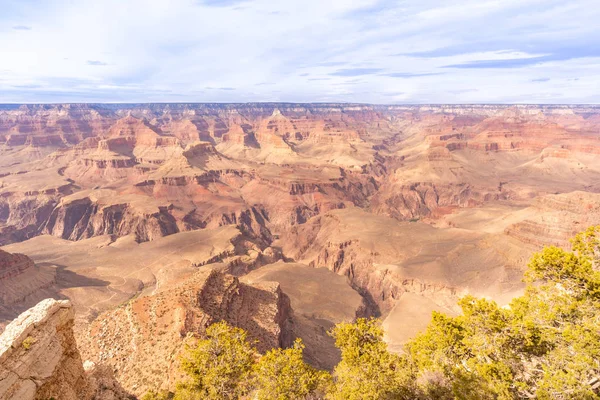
[0,0,599,104]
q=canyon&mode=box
[1,103,600,397]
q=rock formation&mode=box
[1,103,600,391]
[78,268,293,396]
[242,261,365,370]
[0,250,56,326]
[0,299,133,400]
[1,103,599,248]
[0,272,293,399]
[0,299,89,400]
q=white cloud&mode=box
[0,0,598,103]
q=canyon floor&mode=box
[1,103,600,396]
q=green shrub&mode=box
[22,336,35,351]
[145,226,600,400]
[176,321,255,400]
[252,338,330,400]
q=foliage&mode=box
[141,390,173,400]
[571,225,600,269]
[142,226,600,400]
[144,322,328,400]
[252,338,330,400]
[326,318,416,400]
[22,336,35,350]
[176,321,255,400]
[407,226,600,399]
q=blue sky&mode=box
[0,0,599,103]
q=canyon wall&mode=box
[0,299,88,400]
[0,299,133,400]
[0,269,293,399]
[78,268,293,397]
[1,103,599,247]
[1,103,600,394]
[0,250,56,323]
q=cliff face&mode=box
[42,195,179,243]
[505,191,600,248]
[0,195,59,246]
[0,249,36,282]
[2,102,600,375]
[0,299,133,400]
[1,103,599,248]
[78,268,293,397]
[280,208,525,319]
[0,250,55,320]
[0,299,88,400]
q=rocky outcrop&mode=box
[0,249,36,281]
[0,250,55,312]
[242,262,365,370]
[0,299,133,400]
[0,299,89,400]
[307,238,460,315]
[42,196,179,242]
[505,191,600,248]
[196,270,294,351]
[371,182,507,220]
[79,269,293,396]
[0,195,59,246]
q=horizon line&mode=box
[1,102,599,106]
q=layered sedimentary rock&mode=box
[1,103,599,248]
[370,181,506,220]
[0,250,55,316]
[0,299,132,400]
[79,269,293,396]
[0,299,88,400]
[280,208,528,321]
[0,249,36,282]
[42,190,179,242]
[505,191,600,248]
[2,102,600,370]
[242,262,365,369]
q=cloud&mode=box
[11,84,43,89]
[12,25,32,30]
[442,57,550,69]
[383,72,442,78]
[329,68,384,77]
[197,0,248,7]
[448,89,478,94]
[0,0,598,103]
[87,60,108,66]
[205,87,236,90]
[318,61,348,67]
[531,78,550,82]
[441,46,600,69]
